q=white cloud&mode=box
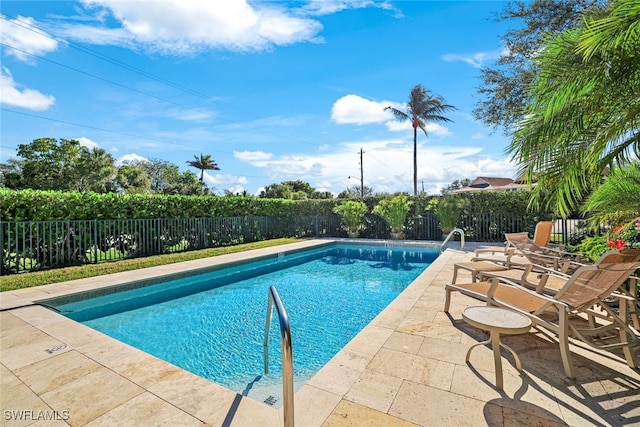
[76,137,99,150]
[0,16,59,63]
[332,94,453,136]
[425,123,452,137]
[0,67,55,110]
[300,0,395,16]
[165,108,212,121]
[385,120,452,137]
[203,172,248,187]
[57,0,324,54]
[224,184,247,195]
[331,94,393,125]
[234,150,273,162]
[116,153,149,165]
[442,48,506,68]
[234,136,514,196]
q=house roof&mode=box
[468,177,515,188]
[452,176,536,193]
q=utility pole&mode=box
[349,148,365,198]
[359,148,364,199]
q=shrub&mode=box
[333,201,368,232]
[372,195,412,233]
[578,235,609,262]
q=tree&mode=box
[125,158,206,195]
[385,85,455,196]
[224,189,252,197]
[11,138,82,190]
[75,147,116,192]
[259,183,293,199]
[259,180,318,199]
[473,0,604,132]
[0,161,24,189]
[5,138,116,192]
[187,153,219,183]
[116,163,151,194]
[509,0,640,216]
[310,191,334,199]
[440,179,471,195]
[337,185,374,199]
[582,162,640,226]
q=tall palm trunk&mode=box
[413,125,418,196]
[385,85,455,197]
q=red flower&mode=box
[607,238,626,250]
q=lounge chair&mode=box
[444,254,640,378]
[477,250,640,294]
[505,231,582,265]
[452,245,580,285]
[453,223,583,284]
[475,220,557,256]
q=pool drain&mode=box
[264,396,278,406]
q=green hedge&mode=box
[0,188,539,222]
[0,189,339,221]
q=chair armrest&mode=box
[474,247,508,256]
[486,276,573,312]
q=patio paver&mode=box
[1,239,639,426]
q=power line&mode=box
[0,14,331,148]
[1,108,364,180]
[1,43,222,122]
[0,108,228,154]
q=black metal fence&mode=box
[1,213,586,275]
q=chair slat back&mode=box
[533,221,554,247]
[505,232,539,252]
[558,259,640,310]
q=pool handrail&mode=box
[264,285,294,427]
[441,227,465,252]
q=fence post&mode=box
[93,219,98,264]
[0,222,4,275]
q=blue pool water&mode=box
[48,243,438,405]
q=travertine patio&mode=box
[1,240,639,426]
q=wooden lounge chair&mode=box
[444,255,640,378]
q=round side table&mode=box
[462,306,532,389]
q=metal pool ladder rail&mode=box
[440,227,465,252]
[264,286,294,427]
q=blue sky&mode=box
[1,0,518,196]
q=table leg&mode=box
[466,332,524,390]
[499,342,523,371]
[490,331,503,389]
[465,338,491,363]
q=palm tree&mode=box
[187,154,219,183]
[582,162,640,227]
[76,147,116,192]
[508,0,640,217]
[385,85,455,195]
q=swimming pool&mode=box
[43,242,439,406]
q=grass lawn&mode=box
[0,238,301,292]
